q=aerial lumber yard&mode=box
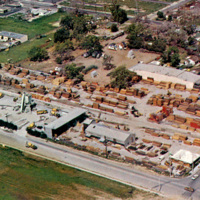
[2,0,200,199]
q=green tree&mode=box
[65,63,84,81]
[148,38,166,53]
[72,16,88,39]
[126,23,144,49]
[29,46,49,62]
[60,14,74,29]
[157,11,165,19]
[161,46,180,67]
[110,65,136,89]
[81,35,103,52]
[110,4,128,24]
[54,28,70,43]
[111,24,118,32]
[171,53,180,67]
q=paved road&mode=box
[0,131,200,200]
[148,0,192,20]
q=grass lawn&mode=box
[0,33,54,63]
[0,146,137,200]
[0,12,65,39]
[60,0,167,15]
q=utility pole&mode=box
[104,136,108,158]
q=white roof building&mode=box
[170,149,200,165]
[85,123,135,147]
[129,63,200,89]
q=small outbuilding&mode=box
[170,149,200,167]
[0,31,28,43]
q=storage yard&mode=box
[0,62,200,177]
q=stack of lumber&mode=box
[152,141,162,147]
[172,133,187,141]
[193,138,200,146]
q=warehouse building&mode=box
[0,31,28,43]
[44,108,87,138]
[170,149,200,167]
[85,123,135,147]
[129,63,200,89]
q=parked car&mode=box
[184,187,194,192]
[191,174,199,180]
[122,41,127,49]
[92,51,98,58]
[96,52,102,59]
[108,43,117,50]
[83,51,91,58]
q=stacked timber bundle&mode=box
[3,64,12,71]
[174,83,186,91]
[95,96,104,103]
[172,133,187,141]
[93,102,99,109]
[54,91,62,99]
[26,83,35,90]
[193,138,200,146]
[62,92,71,99]
[173,115,186,124]
[147,152,158,157]
[114,110,126,116]
[36,75,46,81]
[52,77,66,86]
[142,139,152,143]
[117,101,128,109]
[152,141,162,147]
[117,95,127,101]
[161,134,170,140]
[184,140,192,145]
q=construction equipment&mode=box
[131,106,140,117]
[25,141,37,150]
[37,110,48,115]
[13,97,18,102]
[50,110,60,118]
[28,122,35,129]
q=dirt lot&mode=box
[19,32,159,85]
[71,34,159,85]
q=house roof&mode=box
[85,123,134,142]
[129,63,200,83]
[45,108,86,130]
[171,149,200,164]
[0,31,27,39]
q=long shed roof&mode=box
[45,108,86,130]
[129,63,200,83]
[85,123,134,142]
[0,31,27,39]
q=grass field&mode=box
[0,12,64,63]
[0,12,65,39]
[0,33,54,63]
[0,145,164,200]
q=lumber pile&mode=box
[193,138,200,146]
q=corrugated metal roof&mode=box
[129,63,200,83]
[0,31,27,39]
[85,123,134,142]
[45,108,86,130]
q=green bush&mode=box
[82,65,98,74]
[111,24,118,32]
